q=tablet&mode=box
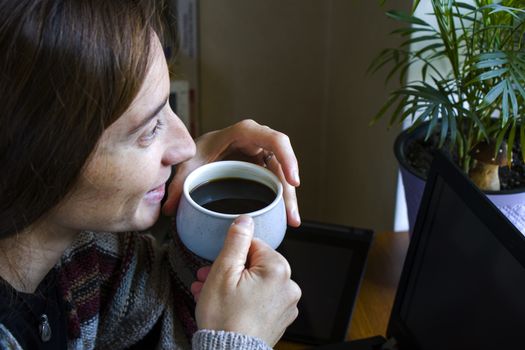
[277,221,374,345]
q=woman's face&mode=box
[50,37,196,233]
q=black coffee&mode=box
[190,178,276,214]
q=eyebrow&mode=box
[128,95,169,135]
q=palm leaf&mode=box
[481,4,525,20]
[412,0,421,13]
[507,120,517,162]
[475,58,509,69]
[391,26,436,37]
[520,123,525,163]
[495,120,511,159]
[501,81,509,124]
[414,43,446,57]
[483,80,506,105]
[509,66,525,100]
[439,106,449,148]
[367,49,398,74]
[454,1,477,12]
[507,79,519,117]
[386,10,432,27]
[399,102,429,123]
[458,106,488,138]
[424,106,440,140]
[401,34,442,48]
[370,94,399,125]
[456,130,466,159]
[372,0,525,170]
[385,53,409,83]
[477,67,509,81]
[398,60,413,84]
[477,52,509,61]
[389,95,410,126]
[448,105,458,147]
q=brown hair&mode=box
[0,0,174,237]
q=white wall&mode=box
[393,0,462,231]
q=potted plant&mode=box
[370,0,525,232]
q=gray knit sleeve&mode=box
[192,330,272,350]
[0,324,23,350]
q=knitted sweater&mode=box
[0,227,272,350]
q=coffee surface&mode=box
[190,178,276,214]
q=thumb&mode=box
[214,215,254,269]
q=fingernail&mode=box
[233,215,253,227]
[293,168,300,184]
[293,208,301,223]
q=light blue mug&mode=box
[176,160,286,261]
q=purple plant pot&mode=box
[398,165,426,234]
[394,124,525,236]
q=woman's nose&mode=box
[161,113,196,166]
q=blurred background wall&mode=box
[174,0,411,232]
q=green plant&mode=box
[371,0,525,190]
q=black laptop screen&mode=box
[278,222,373,345]
[281,239,353,338]
[393,160,525,349]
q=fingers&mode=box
[213,215,254,274]
[163,119,302,224]
[229,120,300,187]
[194,220,302,346]
[191,281,204,301]
[264,153,301,227]
[197,265,212,281]
[228,120,301,226]
[286,281,301,326]
[191,265,212,301]
[283,184,300,227]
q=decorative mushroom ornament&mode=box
[468,140,508,191]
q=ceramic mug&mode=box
[176,160,286,261]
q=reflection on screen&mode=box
[400,177,525,349]
[278,239,353,340]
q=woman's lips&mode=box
[144,183,166,204]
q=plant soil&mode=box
[405,135,525,191]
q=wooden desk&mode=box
[276,231,410,350]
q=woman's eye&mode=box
[140,119,164,144]
[149,119,164,137]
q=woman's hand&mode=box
[162,119,301,227]
[194,215,301,346]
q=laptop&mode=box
[315,151,525,349]
[278,221,374,345]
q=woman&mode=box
[0,1,301,349]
